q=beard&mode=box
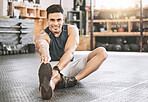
[51,25,61,34]
[54,31,59,34]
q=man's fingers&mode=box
[44,57,49,64]
[51,71,58,79]
[40,56,43,62]
[49,56,51,62]
[40,56,49,64]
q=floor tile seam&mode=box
[90,79,148,102]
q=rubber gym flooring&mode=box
[0,51,148,102]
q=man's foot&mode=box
[56,74,77,88]
[38,63,53,100]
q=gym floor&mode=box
[0,51,148,102]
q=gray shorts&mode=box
[50,55,88,77]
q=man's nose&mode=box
[54,21,58,25]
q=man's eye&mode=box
[57,19,61,21]
[50,19,55,21]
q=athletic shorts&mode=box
[50,55,88,77]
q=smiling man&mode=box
[34,4,108,100]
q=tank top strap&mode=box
[44,26,50,34]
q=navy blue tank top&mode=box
[44,24,70,61]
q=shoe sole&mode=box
[39,63,52,100]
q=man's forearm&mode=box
[35,39,50,63]
[35,40,49,55]
[56,51,74,71]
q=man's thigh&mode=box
[60,55,88,77]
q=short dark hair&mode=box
[46,4,64,18]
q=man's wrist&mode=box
[39,47,48,53]
[53,66,60,73]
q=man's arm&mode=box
[34,30,51,64]
[56,25,79,71]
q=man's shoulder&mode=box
[39,30,48,36]
[67,24,78,32]
[35,30,49,40]
[67,24,77,28]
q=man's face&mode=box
[48,13,64,34]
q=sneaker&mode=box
[38,63,53,100]
[56,74,77,88]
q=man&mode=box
[34,4,108,100]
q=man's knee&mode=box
[96,47,108,60]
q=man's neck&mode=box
[53,31,62,37]
[48,27,62,37]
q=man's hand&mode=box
[52,70,59,78]
[40,54,51,64]
[39,47,51,64]
[51,69,61,82]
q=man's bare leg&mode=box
[50,47,108,90]
[75,47,108,82]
